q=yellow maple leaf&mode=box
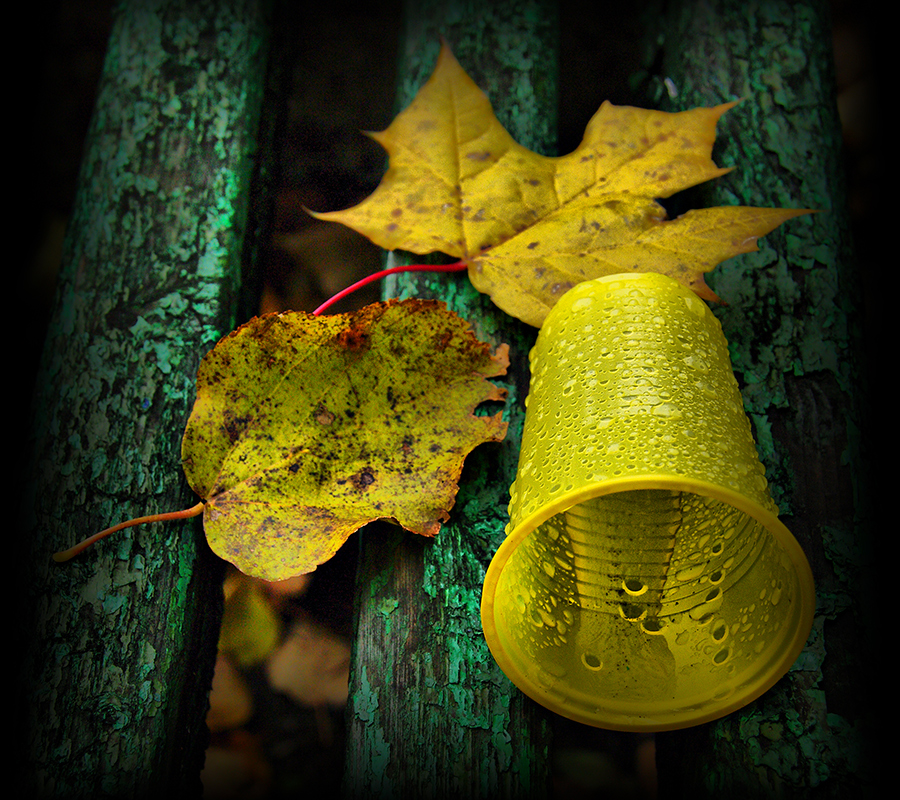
[311,41,810,327]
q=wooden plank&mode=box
[639,1,874,795]
[342,2,559,798]
[16,1,272,796]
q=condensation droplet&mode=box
[676,563,705,582]
[683,294,706,317]
[651,402,682,419]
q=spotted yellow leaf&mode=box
[181,299,509,581]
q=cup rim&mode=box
[480,475,817,731]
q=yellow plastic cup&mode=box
[481,272,815,731]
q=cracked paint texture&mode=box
[343,1,556,797]
[18,1,270,795]
[644,1,872,796]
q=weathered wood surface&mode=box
[342,1,559,798]
[639,1,874,796]
[16,1,272,796]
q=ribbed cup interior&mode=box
[491,488,807,728]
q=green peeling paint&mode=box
[375,597,400,636]
[350,666,395,797]
[643,1,872,796]
[344,2,555,797]
[18,0,271,795]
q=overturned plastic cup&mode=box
[481,272,815,731]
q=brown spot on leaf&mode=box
[433,329,453,350]
[223,411,251,443]
[337,326,371,351]
[314,404,336,425]
[350,467,376,490]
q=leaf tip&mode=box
[692,280,724,306]
[493,342,511,373]
[301,204,326,222]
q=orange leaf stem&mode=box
[52,501,206,563]
[312,260,467,315]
